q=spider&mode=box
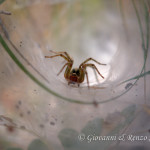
[45,50,106,88]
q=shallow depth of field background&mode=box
[0,0,150,150]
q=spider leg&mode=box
[79,57,106,68]
[83,63,105,79]
[85,69,90,88]
[45,54,70,62]
[49,50,73,62]
[93,68,100,83]
[45,52,73,81]
[57,63,69,76]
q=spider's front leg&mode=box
[45,53,69,62]
[45,51,73,77]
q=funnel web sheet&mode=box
[0,0,150,149]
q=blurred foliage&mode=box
[6,148,22,150]
[58,105,136,150]
[5,139,49,150]
[0,0,5,5]
[28,139,49,150]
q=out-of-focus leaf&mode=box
[6,148,22,150]
[58,105,137,150]
[121,105,136,118]
[121,105,136,126]
[0,0,5,5]
[58,128,79,148]
[143,105,150,115]
[81,118,103,136]
[28,139,49,150]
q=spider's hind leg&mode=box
[81,63,104,88]
[79,57,106,68]
[84,63,104,79]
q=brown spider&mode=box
[45,50,106,88]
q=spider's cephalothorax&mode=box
[45,50,106,88]
[69,68,80,82]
